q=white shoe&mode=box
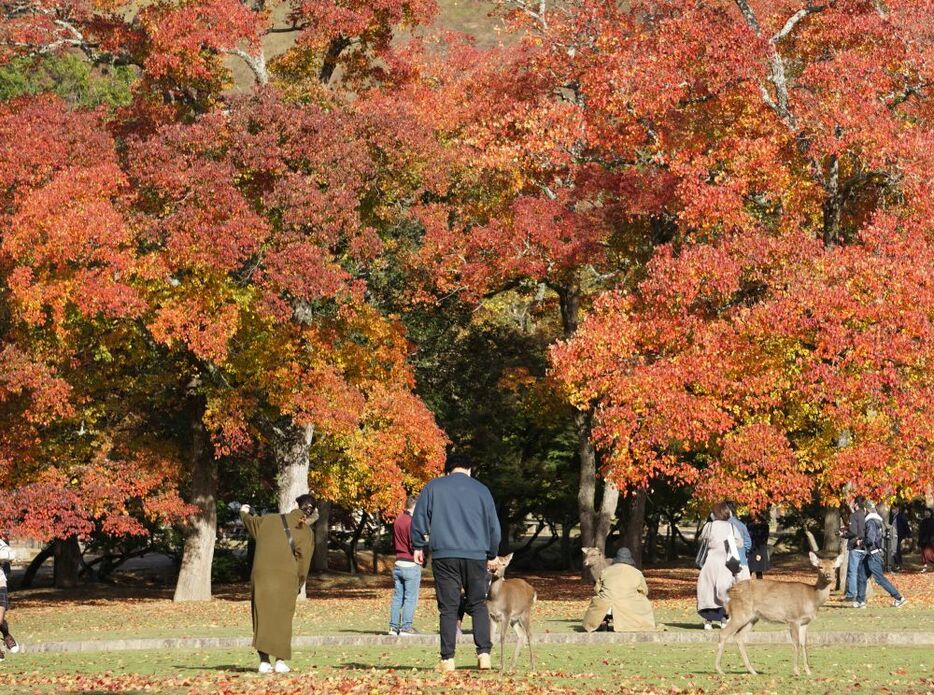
[274,660,290,673]
[387,629,399,636]
[258,661,273,674]
[703,621,712,630]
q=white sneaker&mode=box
[258,661,273,674]
[703,621,712,630]
[274,660,290,673]
[893,597,908,608]
[387,629,399,636]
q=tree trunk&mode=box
[620,489,648,568]
[21,542,54,589]
[173,412,217,602]
[559,285,619,572]
[275,423,313,513]
[822,506,842,556]
[822,154,841,247]
[274,422,313,599]
[345,511,368,575]
[312,500,330,572]
[53,536,81,589]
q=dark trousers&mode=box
[433,557,492,659]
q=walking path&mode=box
[19,629,934,654]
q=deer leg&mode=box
[510,620,523,672]
[500,612,509,671]
[789,622,801,676]
[715,608,747,675]
[735,621,757,676]
[524,613,534,671]
[800,623,811,675]
[490,614,498,644]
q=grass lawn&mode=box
[9,562,934,643]
[0,643,931,693]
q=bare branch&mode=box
[771,5,826,44]
[225,47,269,85]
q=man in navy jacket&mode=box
[411,452,501,672]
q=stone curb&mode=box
[19,630,934,654]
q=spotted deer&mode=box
[715,549,844,676]
[487,553,536,671]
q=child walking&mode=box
[0,538,19,659]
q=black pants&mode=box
[433,557,492,659]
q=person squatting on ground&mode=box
[920,508,934,572]
[0,538,19,660]
[239,495,317,673]
[841,495,867,601]
[582,547,656,633]
[854,501,907,609]
[726,501,752,581]
[411,452,501,672]
[388,495,421,637]
[889,505,911,571]
[696,502,743,630]
[747,511,770,579]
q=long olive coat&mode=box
[240,508,316,660]
[582,562,656,632]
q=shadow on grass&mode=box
[666,622,707,630]
[173,664,255,672]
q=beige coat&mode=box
[241,508,316,660]
[583,562,656,632]
[696,519,742,612]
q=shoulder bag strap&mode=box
[280,514,298,560]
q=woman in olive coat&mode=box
[239,494,317,673]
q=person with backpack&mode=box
[0,538,19,659]
[854,501,907,608]
[889,505,911,571]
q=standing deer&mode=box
[715,550,844,676]
[487,553,536,672]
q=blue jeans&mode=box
[389,562,422,631]
[845,549,865,598]
[857,552,901,602]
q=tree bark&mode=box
[822,506,842,556]
[53,536,81,589]
[275,423,313,514]
[312,500,330,572]
[173,411,217,602]
[620,489,648,568]
[822,154,841,247]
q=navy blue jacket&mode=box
[411,472,501,561]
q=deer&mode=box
[715,544,844,677]
[487,553,537,672]
[581,547,611,582]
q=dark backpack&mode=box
[865,518,884,551]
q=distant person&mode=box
[696,502,743,629]
[0,538,18,659]
[239,495,317,673]
[889,505,911,571]
[919,508,934,573]
[726,501,752,581]
[411,452,501,672]
[854,501,907,608]
[747,512,770,579]
[583,547,655,632]
[388,495,421,637]
[841,495,867,601]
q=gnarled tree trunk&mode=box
[822,506,842,555]
[312,500,330,572]
[173,411,217,602]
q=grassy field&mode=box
[0,643,931,693]
[9,562,934,643]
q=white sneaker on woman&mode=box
[258,661,273,674]
[274,660,291,673]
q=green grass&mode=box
[0,644,931,693]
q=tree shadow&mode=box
[665,622,708,630]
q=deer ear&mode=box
[505,552,514,564]
[832,553,845,569]
[808,551,820,568]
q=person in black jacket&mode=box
[919,508,934,573]
[841,496,867,601]
[889,505,911,571]
[411,452,501,672]
[746,512,770,579]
